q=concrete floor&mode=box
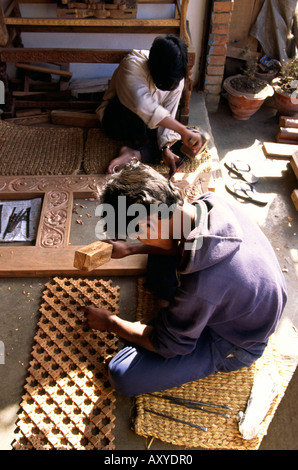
[0,92,297,451]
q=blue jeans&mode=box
[108,255,267,396]
[108,329,266,396]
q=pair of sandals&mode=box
[224,160,268,207]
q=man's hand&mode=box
[84,306,116,331]
[162,147,185,174]
[181,128,203,155]
[83,305,156,352]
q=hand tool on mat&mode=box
[149,393,232,418]
[144,408,208,432]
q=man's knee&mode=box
[108,349,139,397]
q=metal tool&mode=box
[144,408,207,432]
[150,393,232,418]
[2,207,31,240]
[168,154,189,181]
[78,294,90,307]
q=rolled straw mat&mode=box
[12,277,119,450]
[133,279,297,450]
[0,120,83,175]
[83,128,212,176]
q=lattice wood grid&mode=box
[12,277,120,450]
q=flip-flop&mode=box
[224,160,258,184]
[225,181,268,206]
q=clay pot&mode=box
[255,70,278,84]
[272,80,298,116]
[223,75,274,120]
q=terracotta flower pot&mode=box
[272,80,298,116]
[223,75,274,121]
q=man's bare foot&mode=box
[106,146,141,174]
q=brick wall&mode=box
[204,0,235,112]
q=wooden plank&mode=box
[5,112,51,125]
[4,17,181,28]
[226,44,262,61]
[0,3,9,46]
[14,100,100,109]
[0,246,147,277]
[290,151,298,180]
[291,189,298,211]
[51,110,99,128]
[262,142,298,159]
[279,116,298,129]
[0,48,131,64]
[276,127,298,143]
[16,62,73,78]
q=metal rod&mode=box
[144,408,207,432]
[149,394,231,418]
[151,393,233,411]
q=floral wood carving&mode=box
[0,175,106,250]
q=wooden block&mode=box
[276,127,298,143]
[180,131,210,159]
[262,142,298,159]
[290,151,298,180]
[15,108,43,117]
[291,189,298,211]
[5,112,51,125]
[109,9,136,18]
[74,241,113,271]
[74,8,110,18]
[279,116,298,129]
[51,110,99,128]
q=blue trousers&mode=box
[108,255,267,396]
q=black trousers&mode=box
[101,95,184,164]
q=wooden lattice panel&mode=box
[12,277,120,450]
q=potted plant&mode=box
[223,58,274,120]
[272,58,298,116]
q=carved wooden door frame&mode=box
[0,174,147,277]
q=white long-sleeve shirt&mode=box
[96,49,184,149]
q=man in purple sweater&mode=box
[84,161,287,396]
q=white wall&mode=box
[1,0,207,85]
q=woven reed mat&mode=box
[83,128,212,176]
[0,120,83,175]
[12,276,120,450]
[133,279,297,450]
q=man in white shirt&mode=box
[96,34,202,174]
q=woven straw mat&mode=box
[13,277,119,450]
[83,128,212,176]
[0,120,83,176]
[133,278,297,450]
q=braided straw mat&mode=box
[133,279,297,450]
[83,128,212,176]
[12,277,119,450]
[0,120,83,175]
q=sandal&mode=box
[225,181,268,206]
[224,160,258,184]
